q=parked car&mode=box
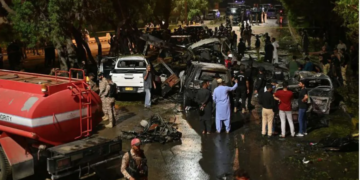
[266,8,277,18]
[205,9,220,20]
[184,24,209,33]
[109,55,149,94]
[182,61,232,108]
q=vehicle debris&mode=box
[121,114,182,144]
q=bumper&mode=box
[117,86,145,93]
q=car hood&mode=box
[188,38,221,49]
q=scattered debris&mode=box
[302,157,310,164]
[121,114,182,144]
[319,135,359,152]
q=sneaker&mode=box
[105,123,113,128]
[296,133,304,137]
[102,115,108,120]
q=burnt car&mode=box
[169,35,192,48]
[274,71,334,122]
[188,37,238,64]
[290,71,334,114]
[182,61,232,108]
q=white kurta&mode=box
[272,41,279,64]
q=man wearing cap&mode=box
[98,72,109,121]
[213,78,238,133]
[121,138,148,180]
[104,76,116,128]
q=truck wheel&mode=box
[0,148,11,180]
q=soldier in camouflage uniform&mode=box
[87,73,99,93]
[98,73,109,121]
[104,76,116,128]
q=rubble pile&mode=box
[121,114,182,144]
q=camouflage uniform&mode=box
[98,78,109,119]
[104,83,116,128]
[88,79,99,92]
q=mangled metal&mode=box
[121,114,182,144]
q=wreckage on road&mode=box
[121,114,182,144]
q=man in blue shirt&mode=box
[302,57,314,71]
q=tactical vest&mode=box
[126,150,148,179]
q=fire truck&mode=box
[0,69,122,180]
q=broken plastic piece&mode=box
[302,157,310,164]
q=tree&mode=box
[333,0,359,44]
[172,0,209,21]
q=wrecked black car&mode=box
[182,61,232,108]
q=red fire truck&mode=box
[0,69,122,180]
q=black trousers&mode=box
[200,119,212,132]
[235,87,247,109]
[247,85,253,108]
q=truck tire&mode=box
[0,148,11,180]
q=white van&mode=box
[109,55,148,93]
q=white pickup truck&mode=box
[109,55,149,93]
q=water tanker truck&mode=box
[0,69,122,180]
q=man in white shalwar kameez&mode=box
[271,38,279,64]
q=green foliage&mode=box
[333,0,359,43]
[172,0,210,20]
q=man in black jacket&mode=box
[238,38,246,59]
[254,66,266,98]
[260,84,275,137]
[195,81,213,134]
[264,40,274,63]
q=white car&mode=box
[109,55,149,93]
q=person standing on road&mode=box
[245,64,254,110]
[296,80,308,137]
[288,56,300,78]
[271,38,279,64]
[260,84,275,137]
[264,40,274,63]
[104,76,116,128]
[302,57,314,71]
[234,66,249,114]
[272,64,285,82]
[273,81,295,138]
[195,81,213,134]
[143,65,156,108]
[255,35,261,61]
[121,138,148,180]
[213,78,238,133]
[98,73,109,121]
[254,67,266,98]
[238,38,246,60]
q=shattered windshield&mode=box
[117,60,147,68]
